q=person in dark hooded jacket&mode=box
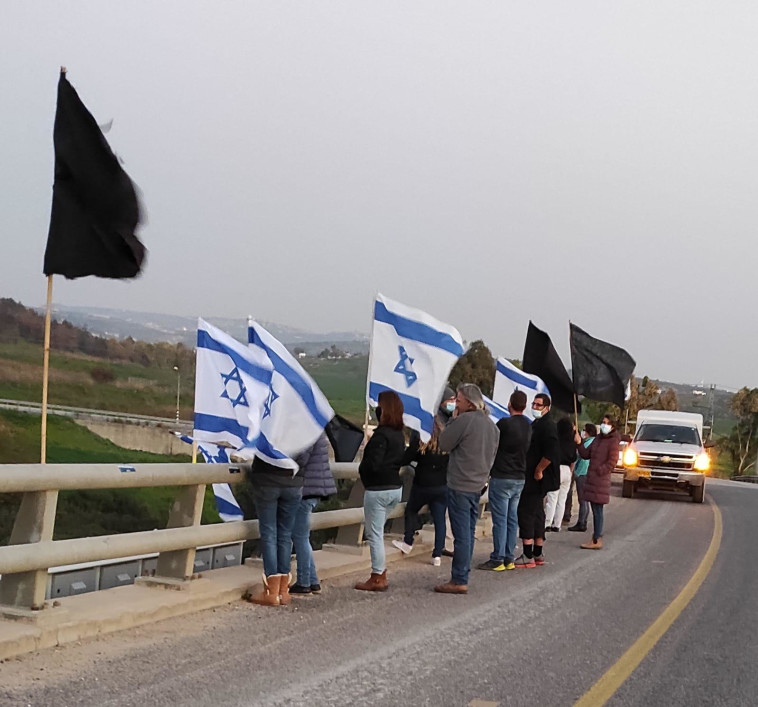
[290,432,337,596]
[574,414,620,550]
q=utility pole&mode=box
[173,366,181,422]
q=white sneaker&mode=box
[392,540,412,555]
[432,556,441,567]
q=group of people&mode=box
[356,383,621,594]
[244,381,620,606]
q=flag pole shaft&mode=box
[363,294,377,444]
[40,274,54,463]
[573,393,579,431]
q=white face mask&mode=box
[444,401,456,414]
[581,430,588,440]
[532,409,543,420]
[600,423,612,435]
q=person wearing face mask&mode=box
[573,415,620,549]
[515,393,561,568]
[433,383,499,594]
[392,386,455,566]
[568,423,597,532]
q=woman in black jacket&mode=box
[354,391,405,592]
[391,389,455,566]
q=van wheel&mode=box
[622,480,635,498]
[691,484,705,503]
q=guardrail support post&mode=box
[327,479,366,548]
[153,484,206,582]
[0,490,58,610]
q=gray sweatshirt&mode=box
[439,410,500,494]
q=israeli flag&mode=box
[368,293,465,442]
[172,433,244,522]
[484,395,510,424]
[194,318,273,455]
[493,357,549,421]
[248,321,334,471]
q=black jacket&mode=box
[401,431,448,488]
[359,426,405,490]
[490,415,532,480]
[524,413,561,495]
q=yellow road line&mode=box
[573,496,723,707]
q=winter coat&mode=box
[576,429,620,505]
[298,433,337,499]
[401,430,449,487]
[359,426,405,490]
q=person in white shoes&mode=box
[392,387,455,566]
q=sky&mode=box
[1,2,756,390]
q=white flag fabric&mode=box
[248,321,334,470]
[194,318,272,455]
[483,395,510,424]
[367,293,465,442]
[493,357,549,421]
[172,432,244,522]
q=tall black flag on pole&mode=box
[522,321,577,413]
[569,323,636,409]
[43,70,146,279]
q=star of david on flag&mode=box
[171,433,244,522]
[492,357,549,421]
[248,321,334,471]
[367,293,465,442]
[193,318,273,454]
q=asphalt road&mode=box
[1,478,752,707]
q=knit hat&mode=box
[441,385,455,402]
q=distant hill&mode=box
[35,304,369,354]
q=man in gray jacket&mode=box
[434,383,499,594]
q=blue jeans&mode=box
[447,488,481,586]
[576,475,589,526]
[403,484,448,557]
[488,477,525,564]
[251,485,302,576]
[363,488,402,573]
[292,497,320,587]
[591,502,604,539]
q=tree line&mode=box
[0,298,195,372]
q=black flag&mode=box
[522,321,577,413]
[325,414,364,463]
[569,323,635,409]
[43,71,146,279]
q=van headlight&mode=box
[694,453,710,472]
[623,448,638,467]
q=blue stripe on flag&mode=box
[248,328,332,429]
[374,300,464,357]
[496,360,541,391]
[214,494,243,519]
[193,412,251,443]
[255,432,291,461]
[368,382,435,436]
[197,329,272,385]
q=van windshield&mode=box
[636,424,700,445]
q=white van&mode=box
[621,410,710,503]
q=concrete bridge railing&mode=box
[1,460,461,617]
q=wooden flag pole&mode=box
[573,393,579,432]
[40,274,54,463]
[363,293,377,445]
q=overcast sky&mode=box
[2,2,756,389]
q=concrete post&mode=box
[330,479,366,548]
[0,490,59,610]
[388,468,414,535]
[153,484,206,582]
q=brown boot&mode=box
[434,582,468,594]
[279,573,292,606]
[354,570,388,592]
[248,574,282,606]
[581,537,603,550]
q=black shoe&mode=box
[567,524,586,532]
[441,549,454,557]
[550,526,560,533]
[544,526,555,532]
[310,583,322,594]
[289,584,312,595]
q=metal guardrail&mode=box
[732,475,758,484]
[0,461,406,612]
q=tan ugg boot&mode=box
[248,573,282,606]
[278,573,292,606]
[581,537,603,550]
